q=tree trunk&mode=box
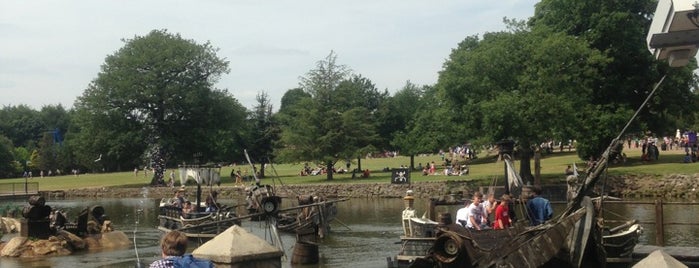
[259,158,266,178]
[518,147,534,185]
[534,149,542,186]
[149,144,166,186]
[410,155,415,171]
[326,160,334,180]
[357,157,362,172]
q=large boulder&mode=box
[0,217,21,234]
[56,229,86,250]
[0,237,27,257]
[97,231,131,249]
[29,237,71,256]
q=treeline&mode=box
[2,0,699,183]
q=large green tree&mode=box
[395,84,458,155]
[0,104,75,177]
[530,0,699,157]
[246,91,279,178]
[34,132,57,174]
[434,24,607,183]
[32,105,72,174]
[0,135,16,178]
[0,105,43,148]
[387,81,429,169]
[278,51,379,180]
[73,29,242,185]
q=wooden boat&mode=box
[387,217,440,268]
[275,197,339,234]
[157,203,241,241]
[395,141,628,268]
[157,184,241,242]
[245,184,283,222]
[244,183,344,238]
[603,220,643,264]
[394,197,594,268]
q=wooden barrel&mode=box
[290,241,319,264]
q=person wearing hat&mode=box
[171,187,188,208]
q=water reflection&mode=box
[1,197,697,268]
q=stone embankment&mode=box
[53,173,699,200]
[58,181,464,200]
[606,173,699,199]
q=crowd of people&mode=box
[626,131,699,163]
[455,186,553,230]
[419,159,469,176]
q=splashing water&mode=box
[134,187,150,267]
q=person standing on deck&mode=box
[493,194,512,229]
[527,186,553,226]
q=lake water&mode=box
[1,195,697,268]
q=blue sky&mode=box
[0,0,538,111]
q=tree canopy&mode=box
[277,51,381,179]
[73,29,245,184]
[530,0,699,157]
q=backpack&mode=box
[168,254,214,268]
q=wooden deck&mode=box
[633,245,699,267]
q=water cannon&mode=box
[647,0,699,67]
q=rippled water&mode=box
[1,196,697,268]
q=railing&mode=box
[0,182,39,196]
[601,200,699,247]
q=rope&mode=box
[595,75,668,221]
[602,206,629,220]
[564,74,668,217]
[614,74,667,142]
[267,158,302,198]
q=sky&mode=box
[0,0,539,111]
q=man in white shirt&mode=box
[466,192,486,230]
[455,200,470,227]
[456,192,487,230]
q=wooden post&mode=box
[428,199,436,221]
[655,199,664,246]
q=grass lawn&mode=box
[1,146,692,191]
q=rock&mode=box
[1,237,27,257]
[31,239,58,255]
[83,236,100,249]
[20,236,72,257]
[97,231,131,249]
[0,217,21,234]
[56,229,86,250]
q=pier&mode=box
[0,182,39,200]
